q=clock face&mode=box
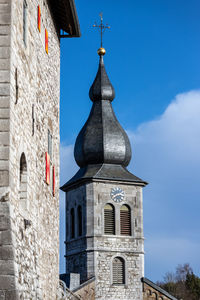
[110,187,125,203]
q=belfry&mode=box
[61,40,147,299]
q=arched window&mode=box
[120,204,131,236]
[19,153,27,210]
[113,257,125,285]
[77,205,82,236]
[104,204,115,235]
[70,208,75,239]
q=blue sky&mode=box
[59,0,200,282]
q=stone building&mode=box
[60,48,178,300]
[0,0,80,299]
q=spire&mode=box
[89,54,115,102]
[90,13,114,101]
[74,50,132,168]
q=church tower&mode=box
[61,46,147,300]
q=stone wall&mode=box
[1,0,60,298]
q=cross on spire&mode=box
[93,13,110,48]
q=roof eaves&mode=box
[67,0,81,37]
[48,0,81,38]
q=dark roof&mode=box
[142,277,178,300]
[89,55,115,102]
[48,0,80,37]
[74,54,132,168]
[61,164,147,191]
[61,52,148,191]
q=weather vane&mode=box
[93,13,110,49]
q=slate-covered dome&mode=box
[74,50,132,168]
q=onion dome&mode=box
[74,48,132,168]
[61,48,147,191]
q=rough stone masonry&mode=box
[0,0,61,298]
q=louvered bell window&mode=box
[104,204,115,235]
[113,257,125,285]
[120,205,131,236]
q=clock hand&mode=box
[114,192,122,197]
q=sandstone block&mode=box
[0,170,9,186]
[0,215,10,230]
[0,14,10,25]
[5,290,19,300]
[0,4,10,13]
[0,108,9,119]
[0,230,12,245]
[0,59,10,70]
[0,70,9,81]
[0,245,14,259]
[0,0,11,3]
[0,146,9,159]
[0,170,9,187]
[0,97,9,108]
[0,119,9,131]
[0,132,9,145]
[0,84,10,96]
[0,160,9,172]
[0,36,10,46]
[0,275,15,290]
[0,25,10,35]
[0,47,10,58]
[0,260,14,274]
[0,202,9,214]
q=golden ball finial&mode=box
[97,47,106,56]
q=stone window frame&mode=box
[110,254,127,286]
[102,201,134,236]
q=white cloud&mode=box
[128,89,200,208]
[128,90,200,280]
[132,90,200,161]
[59,90,200,279]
